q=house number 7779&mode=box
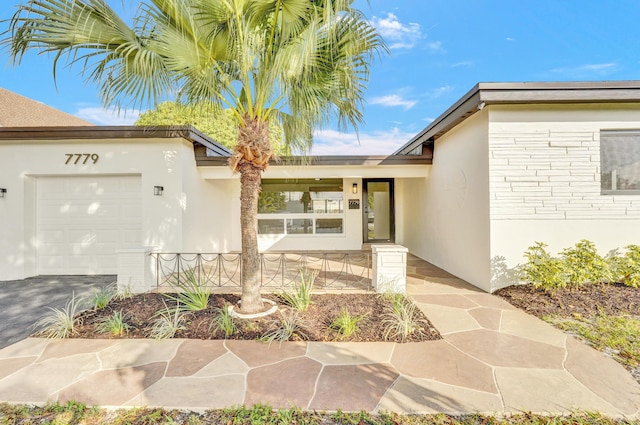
[65,153,99,165]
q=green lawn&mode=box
[0,402,636,425]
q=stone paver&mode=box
[377,376,504,414]
[391,341,497,393]
[0,256,638,418]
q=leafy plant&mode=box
[32,293,86,339]
[381,293,426,342]
[165,268,211,312]
[561,239,611,285]
[95,310,130,336]
[89,282,117,310]
[210,304,236,339]
[261,310,308,344]
[522,242,567,291]
[279,269,316,312]
[329,307,368,339]
[150,303,191,340]
[608,245,640,288]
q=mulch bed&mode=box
[495,282,640,319]
[72,293,442,343]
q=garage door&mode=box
[36,176,142,275]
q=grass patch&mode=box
[0,403,632,425]
[545,311,640,368]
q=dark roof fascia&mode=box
[394,80,640,155]
[0,125,232,156]
[195,154,432,167]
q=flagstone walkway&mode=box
[0,256,638,417]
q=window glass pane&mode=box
[316,218,343,234]
[286,219,313,234]
[258,219,284,234]
[601,131,640,192]
[259,179,344,213]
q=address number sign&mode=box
[65,153,99,165]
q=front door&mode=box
[362,179,395,243]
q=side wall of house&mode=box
[488,104,640,291]
[400,110,492,291]
[180,143,237,253]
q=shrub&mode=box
[33,293,86,339]
[522,242,567,291]
[150,303,191,340]
[165,268,211,312]
[329,307,367,339]
[280,268,316,312]
[609,245,640,288]
[89,283,117,310]
[95,310,130,336]
[210,304,236,338]
[381,293,426,342]
[261,310,307,344]
[561,239,611,285]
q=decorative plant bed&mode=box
[68,293,441,343]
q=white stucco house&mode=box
[2,81,640,292]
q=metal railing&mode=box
[153,252,372,291]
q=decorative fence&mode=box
[152,252,372,291]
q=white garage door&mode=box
[37,176,142,275]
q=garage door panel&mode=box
[37,176,142,275]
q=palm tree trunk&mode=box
[238,160,265,314]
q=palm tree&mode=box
[4,0,386,313]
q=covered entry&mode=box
[363,178,395,243]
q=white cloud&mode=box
[74,106,141,126]
[550,62,618,77]
[371,13,423,50]
[310,128,415,155]
[506,37,516,42]
[430,84,453,98]
[370,94,417,110]
[451,60,474,68]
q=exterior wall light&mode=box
[352,183,358,194]
[0,188,6,198]
[154,186,164,196]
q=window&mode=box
[601,130,640,194]
[257,179,344,235]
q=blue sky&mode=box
[1,0,639,154]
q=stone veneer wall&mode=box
[489,118,640,221]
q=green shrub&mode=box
[150,303,191,340]
[33,293,86,339]
[381,293,426,342]
[89,283,117,310]
[280,269,316,312]
[95,310,130,336]
[561,239,611,285]
[261,310,307,344]
[609,245,640,288]
[522,242,567,291]
[329,307,367,339]
[210,304,236,338]
[165,268,211,312]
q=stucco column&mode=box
[116,247,155,293]
[371,245,408,293]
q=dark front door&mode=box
[362,179,395,243]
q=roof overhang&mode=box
[0,125,232,157]
[394,80,640,155]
